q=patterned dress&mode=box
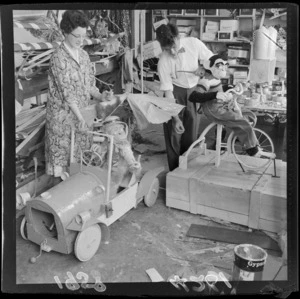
[45,43,98,177]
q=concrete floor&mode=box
[16,119,286,285]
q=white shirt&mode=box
[157,37,213,91]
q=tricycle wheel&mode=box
[20,216,28,240]
[74,224,101,262]
[144,177,159,207]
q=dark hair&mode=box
[156,24,179,48]
[60,10,89,34]
[208,54,227,67]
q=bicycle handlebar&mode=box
[225,82,244,95]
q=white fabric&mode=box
[157,37,213,91]
[127,93,185,130]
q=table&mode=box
[244,103,286,125]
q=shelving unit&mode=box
[164,9,261,83]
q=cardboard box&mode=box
[220,20,239,31]
[202,32,217,40]
[205,26,219,33]
[228,49,249,59]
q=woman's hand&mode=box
[78,118,89,131]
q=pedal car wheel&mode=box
[74,224,101,262]
[144,178,159,207]
[20,216,28,240]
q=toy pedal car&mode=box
[20,128,164,262]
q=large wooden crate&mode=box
[166,150,287,234]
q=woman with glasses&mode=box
[189,54,263,157]
[45,10,108,185]
[156,23,213,171]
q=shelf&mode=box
[167,15,200,18]
[228,65,249,68]
[202,39,251,44]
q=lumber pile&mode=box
[16,105,46,189]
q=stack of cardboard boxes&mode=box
[202,21,219,40]
[217,20,239,41]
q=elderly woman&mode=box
[156,24,213,171]
[45,10,106,184]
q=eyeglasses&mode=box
[215,62,229,69]
[70,32,88,40]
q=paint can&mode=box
[231,244,268,281]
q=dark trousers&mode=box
[163,84,199,171]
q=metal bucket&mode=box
[231,244,268,281]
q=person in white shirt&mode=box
[156,23,213,171]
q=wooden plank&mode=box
[196,204,249,227]
[165,197,190,212]
[186,224,281,252]
[248,190,262,229]
[16,120,45,157]
[256,171,286,223]
[260,195,287,223]
[198,160,261,190]
[21,73,49,100]
[146,268,165,282]
[189,160,260,216]
[16,109,45,133]
[97,183,139,226]
[258,218,287,234]
[248,175,269,229]
[189,165,212,213]
[16,106,45,127]
[166,173,190,202]
[166,149,216,202]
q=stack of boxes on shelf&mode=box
[232,70,248,85]
[176,19,197,37]
[202,21,219,40]
[217,19,239,41]
[227,46,250,66]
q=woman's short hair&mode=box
[156,24,179,48]
[60,10,89,34]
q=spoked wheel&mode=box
[74,224,101,262]
[82,150,103,167]
[232,128,275,169]
[144,178,159,207]
[20,216,28,240]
